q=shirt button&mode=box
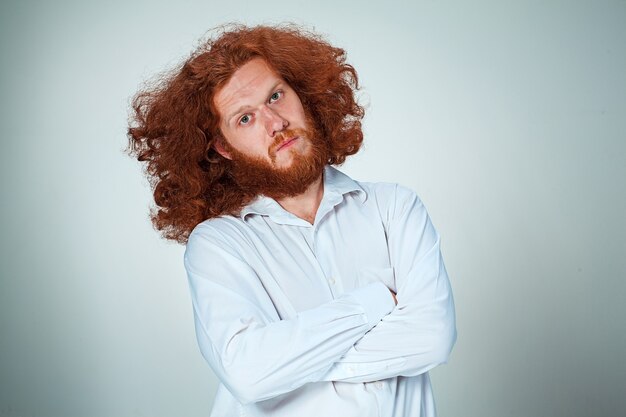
[328,277,336,285]
[376,382,383,389]
[347,366,354,374]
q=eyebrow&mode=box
[225,81,283,127]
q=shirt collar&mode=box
[239,166,367,223]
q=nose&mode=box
[261,106,288,137]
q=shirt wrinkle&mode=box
[184,166,456,417]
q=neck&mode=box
[275,174,324,225]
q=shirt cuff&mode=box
[344,281,395,328]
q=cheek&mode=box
[239,127,272,154]
[290,102,307,123]
[232,124,261,142]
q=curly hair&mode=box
[128,24,365,243]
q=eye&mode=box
[239,114,251,125]
[269,90,282,103]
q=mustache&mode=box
[268,128,308,159]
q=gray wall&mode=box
[1,1,625,416]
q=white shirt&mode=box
[184,166,456,417]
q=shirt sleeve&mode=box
[320,186,457,383]
[184,226,395,405]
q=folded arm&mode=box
[184,227,395,404]
[321,186,457,383]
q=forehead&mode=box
[214,58,282,117]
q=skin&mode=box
[213,58,324,223]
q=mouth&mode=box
[276,136,299,152]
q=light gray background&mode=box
[1,1,625,416]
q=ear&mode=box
[213,137,233,160]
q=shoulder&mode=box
[185,215,252,262]
[356,180,424,218]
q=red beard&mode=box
[225,125,329,199]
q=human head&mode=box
[213,57,328,200]
[128,23,365,243]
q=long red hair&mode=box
[128,24,364,243]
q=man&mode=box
[128,24,456,417]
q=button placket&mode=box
[312,224,338,297]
